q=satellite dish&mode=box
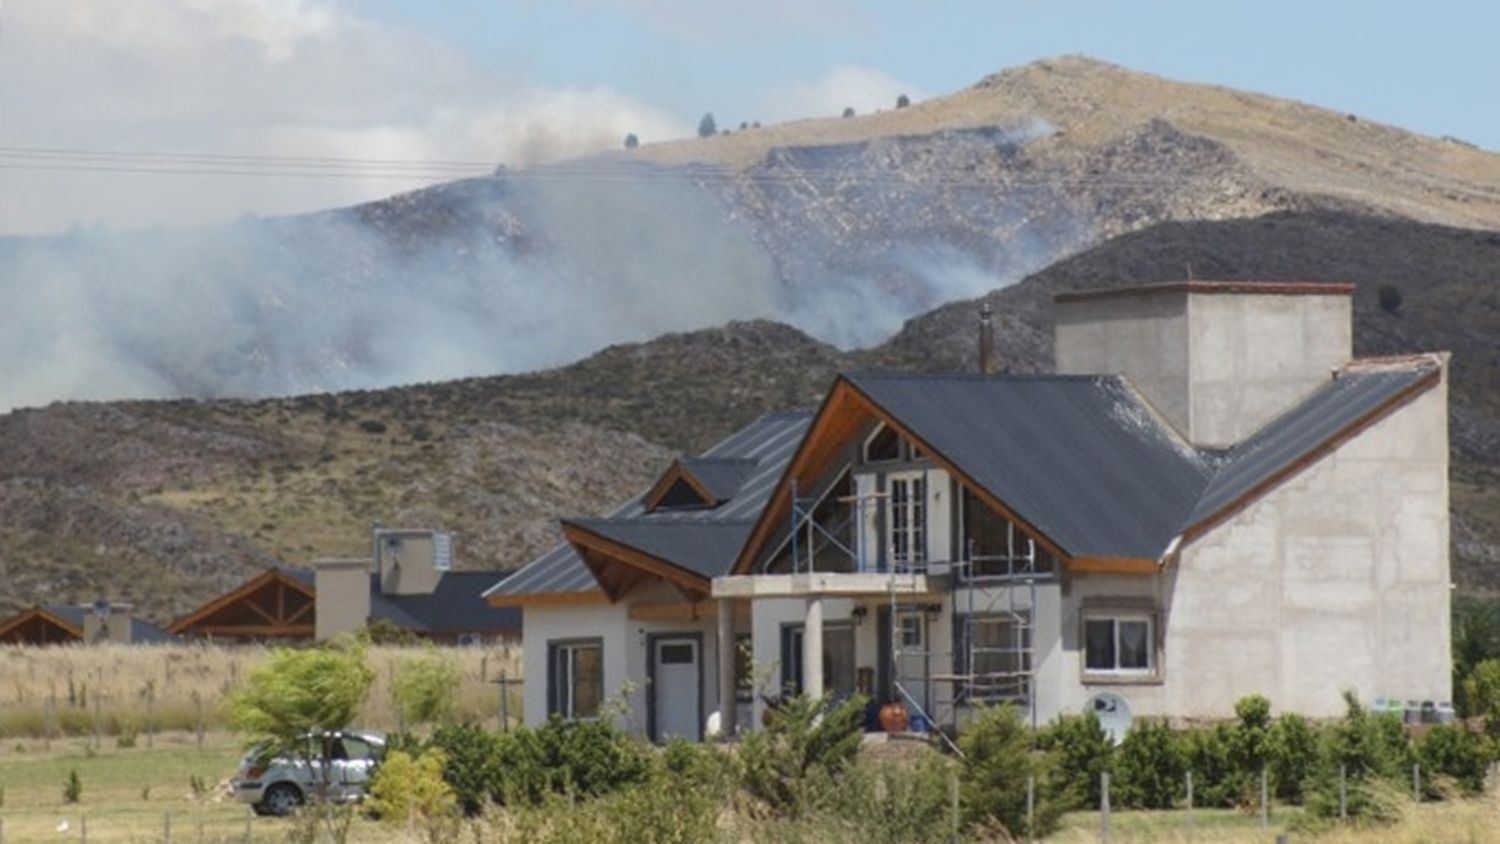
[1086,692,1132,745]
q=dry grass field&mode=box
[0,643,523,740]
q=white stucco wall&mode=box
[1047,371,1450,722]
[1055,289,1353,448]
[520,581,721,738]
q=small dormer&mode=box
[644,457,757,512]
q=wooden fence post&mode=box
[1099,771,1111,843]
[1259,766,1268,828]
[1185,769,1194,834]
[1339,764,1347,823]
[1026,774,1035,844]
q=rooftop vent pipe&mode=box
[978,301,996,374]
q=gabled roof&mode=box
[735,356,1444,573]
[167,566,316,637]
[845,372,1213,560]
[1182,357,1443,538]
[487,411,812,605]
[643,457,759,510]
[39,605,177,644]
[565,519,754,580]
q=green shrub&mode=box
[1415,723,1487,796]
[1300,693,1413,826]
[63,769,81,803]
[1461,658,1500,737]
[800,756,956,844]
[367,749,459,843]
[1036,712,1112,810]
[1230,695,1274,778]
[657,738,736,801]
[424,724,503,815]
[1182,723,1238,807]
[739,694,867,816]
[1269,714,1321,803]
[959,703,1060,839]
[1113,719,1183,809]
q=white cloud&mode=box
[0,0,689,234]
[765,65,924,123]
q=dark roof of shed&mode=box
[43,605,178,644]
[488,411,813,600]
[1183,361,1440,529]
[368,572,520,634]
[846,373,1214,560]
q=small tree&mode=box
[623,133,639,150]
[1114,719,1184,809]
[229,642,373,837]
[842,107,856,118]
[697,112,717,138]
[960,703,1061,838]
[896,93,911,109]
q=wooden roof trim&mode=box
[1067,556,1160,575]
[732,376,1072,575]
[167,568,315,635]
[731,376,864,575]
[561,521,712,602]
[487,589,611,608]
[642,460,719,511]
[0,606,84,641]
[1179,365,1443,548]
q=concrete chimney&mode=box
[978,301,996,375]
[314,559,371,641]
[82,601,132,644]
[374,529,451,596]
[1054,282,1354,448]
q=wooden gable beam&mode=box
[563,522,712,603]
[0,607,83,642]
[168,568,316,635]
[642,460,719,511]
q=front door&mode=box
[652,637,701,742]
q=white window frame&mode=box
[1081,613,1155,678]
[886,470,927,567]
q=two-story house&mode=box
[488,281,1452,742]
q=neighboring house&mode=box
[490,281,1452,741]
[170,530,521,644]
[0,602,175,646]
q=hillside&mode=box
[8,57,1500,411]
[3,211,1498,620]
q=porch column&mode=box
[717,598,737,739]
[803,597,824,700]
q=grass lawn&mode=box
[0,732,387,843]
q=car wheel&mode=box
[258,783,303,817]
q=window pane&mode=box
[659,643,694,664]
[1085,620,1116,670]
[866,426,900,462]
[573,645,603,718]
[1118,621,1150,670]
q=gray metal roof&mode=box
[566,519,755,579]
[846,373,1214,560]
[369,572,520,634]
[43,605,178,644]
[486,411,813,599]
[677,457,758,504]
[1183,362,1438,530]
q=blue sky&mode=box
[3,0,1496,234]
[372,0,1500,148]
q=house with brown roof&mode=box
[0,602,175,646]
[489,281,1452,742]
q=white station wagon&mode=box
[232,731,385,816]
